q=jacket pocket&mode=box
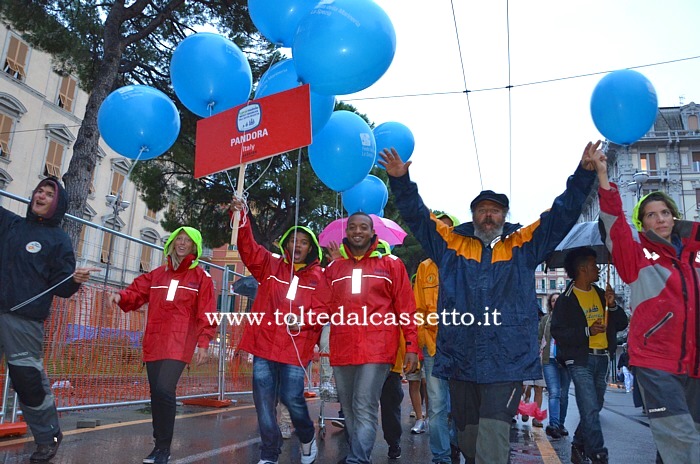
[643,312,673,345]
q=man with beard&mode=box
[379,142,603,464]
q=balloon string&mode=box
[229,190,249,230]
[114,146,147,209]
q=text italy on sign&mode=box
[194,85,312,178]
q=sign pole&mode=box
[230,164,247,246]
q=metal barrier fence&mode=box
[0,188,322,424]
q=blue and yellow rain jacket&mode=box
[389,166,595,383]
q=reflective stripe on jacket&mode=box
[118,254,217,363]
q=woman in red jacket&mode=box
[108,227,216,464]
[595,156,699,463]
[230,197,329,464]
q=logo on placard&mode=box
[26,241,42,253]
[237,104,261,132]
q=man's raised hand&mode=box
[377,148,411,177]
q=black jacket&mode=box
[0,178,81,320]
[550,283,628,367]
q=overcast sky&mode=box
[325,0,700,225]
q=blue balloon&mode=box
[292,0,396,95]
[170,33,252,118]
[97,85,180,160]
[248,0,317,47]
[373,122,415,169]
[309,111,375,192]
[343,175,387,215]
[590,69,658,145]
[255,59,335,134]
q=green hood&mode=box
[163,226,203,269]
[632,191,680,232]
[278,225,322,265]
[436,212,461,227]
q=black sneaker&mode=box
[388,444,401,459]
[143,447,170,464]
[571,443,590,464]
[546,425,562,439]
[559,425,570,436]
[30,431,63,462]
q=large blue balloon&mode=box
[373,121,415,169]
[292,0,396,95]
[309,111,375,192]
[97,85,180,160]
[170,33,252,118]
[248,0,317,47]
[255,59,335,134]
[590,69,658,145]
[343,175,388,215]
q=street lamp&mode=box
[627,170,649,200]
[103,193,130,287]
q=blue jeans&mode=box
[252,357,315,462]
[423,351,453,463]
[542,359,571,429]
[334,363,390,464]
[567,354,609,458]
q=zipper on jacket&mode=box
[643,312,673,345]
[688,256,700,376]
[676,261,689,373]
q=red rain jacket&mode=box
[118,254,217,363]
[236,214,330,366]
[599,186,700,377]
[324,237,419,366]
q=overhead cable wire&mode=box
[449,0,484,190]
[344,54,700,102]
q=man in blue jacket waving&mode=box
[379,142,603,464]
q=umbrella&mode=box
[231,275,258,299]
[545,221,610,269]
[318,214,408,247]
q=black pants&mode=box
[146,360,187,449]
[380,371,404,447]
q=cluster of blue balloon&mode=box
[97,85,180,160]
[250,0,396,96]
[338,122,414,215]
[590,69,658,145]
[249,0,399,195]
[98,32,254,160]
